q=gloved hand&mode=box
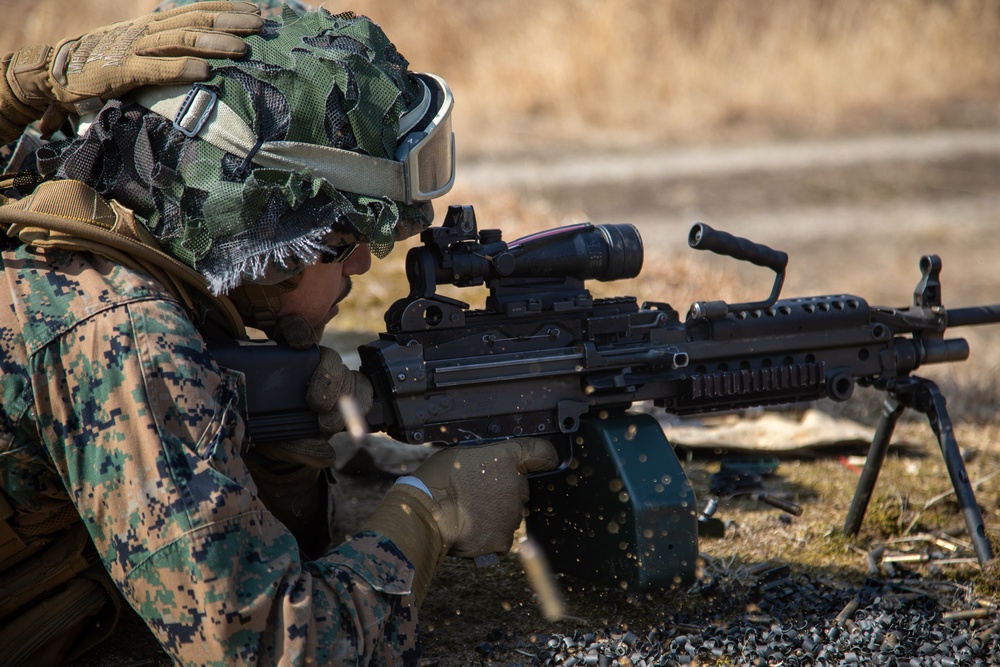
[255,315,374,468]
[410,438,560,557]
[0,1,263,142]
[363,438,559,606]
[246,315,373,555]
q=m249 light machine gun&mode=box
[358,204,1000,591]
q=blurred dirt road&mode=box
[460,129,1000,307]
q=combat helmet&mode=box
[18,7,455,332]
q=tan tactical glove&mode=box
[246,315,373,555]
[363,438,559,606]
[0,1,263,143]
[256,315,374,468]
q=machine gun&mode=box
[213,204,1000,591]
[357,205,1000,589]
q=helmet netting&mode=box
[25,8,432,295]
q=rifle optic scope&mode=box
[407,222,644,293]
[509,223,644,282]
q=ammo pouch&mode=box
[0,490,122,667]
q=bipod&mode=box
[843,376,993,566]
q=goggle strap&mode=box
[397,77,432,139]
[254,141,407,202]
[132,86,409,202]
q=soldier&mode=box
[0,4,557,666]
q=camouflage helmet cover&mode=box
[35,6,433,295]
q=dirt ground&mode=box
[72,130,1000,665]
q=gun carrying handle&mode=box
[689,223,788,274]
[688,223,788,315]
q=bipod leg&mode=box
[844,395,905,537]
[913,378,993,565]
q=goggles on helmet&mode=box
[394,73,456,203]
[131,72,456,205]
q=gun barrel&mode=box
[921,338,970,365]
[948,305,1000,328]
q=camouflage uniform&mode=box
[0,219,422,665]
[0,6,437,665]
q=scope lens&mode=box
[597,224,643,281]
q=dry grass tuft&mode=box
[3,0,997,154]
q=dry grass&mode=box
[343,0,1000,152]
[3,0,998,154]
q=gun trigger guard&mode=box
[527,440,575,480]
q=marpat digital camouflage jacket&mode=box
[0,225,421,665]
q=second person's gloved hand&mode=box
[1,1,264,141]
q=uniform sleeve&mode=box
[27,296,421,666]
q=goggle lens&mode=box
[397,73,456,203]
[413,111,455,199]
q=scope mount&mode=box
[386,205,644,333]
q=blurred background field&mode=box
[4,0,994,414]
[1,0,997,154]
[359,0,1000,154]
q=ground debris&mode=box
[866,531,985,578]
[464,569,1000,666]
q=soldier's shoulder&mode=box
[3,245,184,351]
